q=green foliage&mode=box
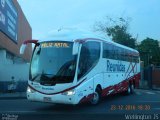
[93,16,160,66]
[93,17,136,49]
[137,38,160,66]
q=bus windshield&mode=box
[30,41,77,85]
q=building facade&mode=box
[0,0,32,61]
[0,0,32,92]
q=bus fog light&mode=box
[62,89,75,96]
[27,86,35,93]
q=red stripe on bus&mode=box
[23,39,38,44]
[79,72,140,104]
[79,93,94,103]
[126,62,137,80]
[28,78,86,95]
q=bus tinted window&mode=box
[103,42,114,59]
[103,42,139,62]
[114,46,120,60]
[120,48,125,61]
[78,41,100,80]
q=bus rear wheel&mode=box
[90,88,101,105]
[126,82,134,95]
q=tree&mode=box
[93,17,136,48]
[137,37,160,66]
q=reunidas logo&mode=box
[1,0,5,8]
[106,60,125,72]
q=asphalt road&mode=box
[0,89,160,120]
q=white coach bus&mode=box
[20,29,140,105]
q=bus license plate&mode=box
[43,97,52,102]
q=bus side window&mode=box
[78,41,100,80]
[114,46,119,60]
[133,54,139,63]
[120,48,125,61]
[103,42,108,58]
[124,50,127,61]
[103,42,114,59]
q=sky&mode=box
[17,0,160,41]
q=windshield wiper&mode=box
[32,73,53,81]
[31,74,40,81]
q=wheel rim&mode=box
[128,86,131,93]
[128,84,134,94]
[131,84,134,92]
[91,92,99,104]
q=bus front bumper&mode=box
[27,89,78,105]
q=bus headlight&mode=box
[27,86,35,93]
[62,89,75,96]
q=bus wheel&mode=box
[90,88,101,105]
[126,83,134,95]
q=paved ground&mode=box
[0,92,26,99]
[0,89,160,120]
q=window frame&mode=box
[102,42,140,62]
[77,40,101,80]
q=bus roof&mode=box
[39,28,139,53]
[40,28,103,42]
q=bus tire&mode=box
[126,82,134,95]
[90,87,101,105]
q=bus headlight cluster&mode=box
[27,86,35,93]
[62,89,75,96]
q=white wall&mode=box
[0,63,29,82]
[0,50,29,82]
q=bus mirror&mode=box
[20,44,27,54]
[20,39,38,55]
[72,42,79,55]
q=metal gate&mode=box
[140,65,152,89]
[152,66,160,89]
[140,64,160,90]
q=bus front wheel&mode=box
[90,87,101,105]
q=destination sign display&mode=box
[41,42,71,48]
